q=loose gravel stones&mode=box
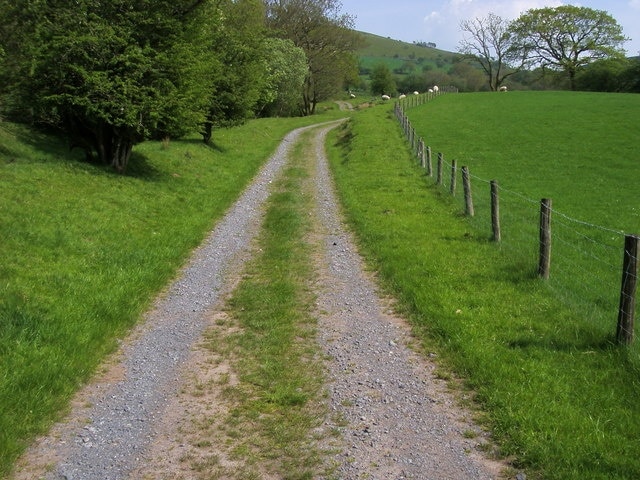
[309,124,502,479]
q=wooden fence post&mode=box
[450,159,457,196]
[462,166,474,216]
[617,234,639,345]
[538,198,552,279]
[426,146,432,176]
[419,139,425,167]
[491,180,501,242]
[436,153,443,185]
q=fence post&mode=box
[538,198,552,279]
[436,153,443,185]
[450,159,457,196]
[462,166,474,216]
[426,146,432,176]
[491,180,501,242]
[419,139,425,167]
[617,234,639,345]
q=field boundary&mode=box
[393,98,639,349]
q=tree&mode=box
[258,37,308,117]
[510,6,628,90]
[369,63,396,96]
[2,0,215,172]
[202,0,268,144]
[458,13,527,91]
[264,0,363,115]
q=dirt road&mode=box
[10,121,505,479]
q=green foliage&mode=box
[369,63,397,96]
[510,5,628,90]
[327,93,640,479]
[259,38,308,117]
[1,0,215,171]
[202,0,268,143]
[265,0,363,114]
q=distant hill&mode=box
[355,31,460,78]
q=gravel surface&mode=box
[310,124,503,479]
[11,121,505,480]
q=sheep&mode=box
[398,94,406,99]
[499,85,508,92]
[433,85,439,93]
[350,93,356,98]
[413,91,419,95]
[381,94,391,100]
[428,88,433,93]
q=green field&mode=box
[326,91,640,479]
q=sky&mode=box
[338,0,640,57]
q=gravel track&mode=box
[11,120,504,480]
[310,123,503,479]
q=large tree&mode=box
[458,13,527,91]
[510,5,628,90]
[1,0,215,172]
[202,0,269,144]
[264,0,363,115]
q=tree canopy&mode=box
[510,5,628,90]
[1,0,216,171]
[264,0,363,115]
[0,0,359,171]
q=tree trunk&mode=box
[202,121,213,145]
[110,135,133,173]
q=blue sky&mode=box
[339,0,640,56]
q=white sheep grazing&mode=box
[499,85,508,92]
[398,94,406,99]
[428,88,433,93]
[381,94,391,100]
[413,91,419,95]
[350,93,356,98]
[433,85,439,93]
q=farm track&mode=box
[9,121,505,479]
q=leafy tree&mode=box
[2,0,214,172]
[202,0,268,144]
[458,13,527,91]
[264,0,363,115]
[258,37,308,117]
[369,63,396,96]
[510,6,628,90]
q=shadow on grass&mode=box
[507,335,616,353]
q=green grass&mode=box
[406,91,640,355]
[0,107,346,477]
[203,128,332,479]
[326,96,640,479]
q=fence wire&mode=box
[394,99,639,357]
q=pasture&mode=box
[326,92,640,479]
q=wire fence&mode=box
[393,98,639,351]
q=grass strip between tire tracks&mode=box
[198,126,336,479]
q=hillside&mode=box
[356,31,459,76]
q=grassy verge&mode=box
[199,128,332,479]
[0,108,345,477]
[326,102,640,480]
